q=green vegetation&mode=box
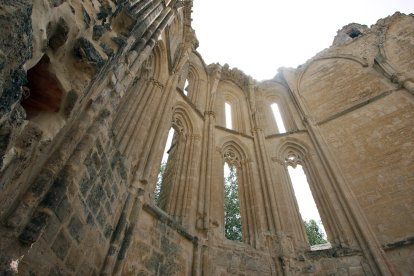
[304,219,327,245]
[224,165,242,241]
[154,161,166,205]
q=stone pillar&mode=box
[196,64,222,231]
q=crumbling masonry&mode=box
[0,0,413,275]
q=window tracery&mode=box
[171,115,185,135]
[223,149,241,168]
[284,150,303,168]
[276,142,331,249]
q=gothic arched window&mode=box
[283,149,330,249]
[219,142,258,247]
[225,102,233,129]
[223,159,242,241]
[271,103,286,133]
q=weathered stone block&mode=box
[87,213,95,226]
[67,214,84,242]
[92,25,106,41]
[48,0,65,7]
[51,230,72,261]
[91,152,101,170]
[62,90,78,118]
[112,182,119,197]
[19,211,49,245]
[161,236,177,255]
[42,175,67,211]
[87,183,105,214]
[79,176,92,197]
[48,18,69,50]
[73,37,105,69]
[55,196,72,223]
[48,265,66,276]
[144,251,162,273]
[96,208,106,227]
[111,36,127,47]
[104,224,113,239]
[97,5,112,21]
[0,69,26,118]
[65,246,81,272]
[82,7,91,28]
[42,214,61,244]
[100,43,114,57]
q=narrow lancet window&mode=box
[271,103,286,133]
[154,128,175,205]
[288,164,328,248]
[225,102,233,129]
[224,162,242,241]
[183,79,189,96]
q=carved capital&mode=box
[204,111,216,118]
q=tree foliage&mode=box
[224,165,242,241]
[303,219,327,245]
[154,161,166,205]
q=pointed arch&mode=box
[274,138,354,250]
[216,81,251,133]
[276,138,309,165]
[220,136,252,163]
[172,102,199,134]
[152,40,169,84]
[297,54,369,94]
[295,55,392,123]
[217,136,257,247]
[260,83,298,134]
[156,103,199,226]
[185,51,209,112]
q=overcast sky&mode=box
[192,0,413,81]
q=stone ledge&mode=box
[316,89,395,126]
[305,246,362,259]
[215,125,254,139]
[383,236,414,251]
[265,129,307,139]
[143,203,198,244]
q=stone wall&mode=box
[0,0,412,275]
[16,134,129,275]
[120,204,196,275]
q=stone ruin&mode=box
[0,0,413,275]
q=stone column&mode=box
[196,64,222,231]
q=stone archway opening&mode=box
[21,55,63,119]
[287,164,330,249]
[224,162,242,241]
